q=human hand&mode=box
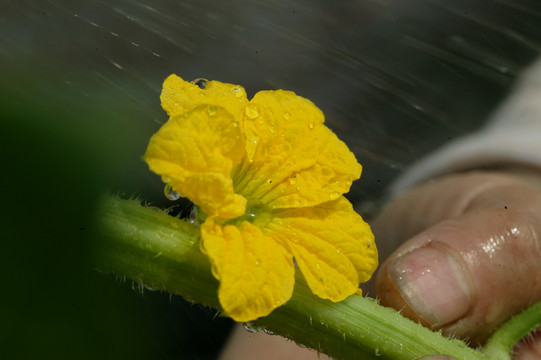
[373,169,541,359]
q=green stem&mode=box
[481,301,541,360]
[93,196,538,360]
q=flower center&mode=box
[227,205,271,228]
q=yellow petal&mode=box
[265,197,377,301]
[144,105,246,219]
[201,219,295,322]
[234,90,362,209]
[160,74,249,120]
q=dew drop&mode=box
[245,104,259,119]
[263,328,275,335]
[296,342,307,348]
[189,206,198,224]
[309,121,315,129]
[207,106,217,116]
[191,78,208,89]
[284,112,291,120]
[231,86,243,97]
[289,178,297,185]
[232,120,239,128]
[164,184,180,201]
[243,322,262,333]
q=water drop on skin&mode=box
[164,184,180,201]
[191,78,208,89]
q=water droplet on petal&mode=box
[329,192,340,200]
[207,106,217,116]
[284,112,291,120]
[191,78,208,89]
[231,86,243,97]
[164,184,180,201]
[245,212,257,220]
[243,322,262,333]
[232,120,239,128]
[189,206,198,224]
[309,121,315,129]
[245,104,259,119]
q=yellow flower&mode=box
[144,74,378,321]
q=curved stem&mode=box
[95,196,487,360]
[482,301,541,360]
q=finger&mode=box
[374,171,541,342]
[371,172,522,260]
[219,324,328,360]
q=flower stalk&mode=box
[95,195,539,360]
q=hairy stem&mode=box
[95,196,490,359]
[482,301,541,360]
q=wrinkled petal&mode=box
[234,90,362,209]
[161,74,249,120]
[144,105,246,219]
[201,218,295,322]
[263,197,378,301]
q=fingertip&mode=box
[376,244,475,328]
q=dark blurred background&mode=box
[1,0,540,358]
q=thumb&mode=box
[373,171,541,342]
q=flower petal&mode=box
[234,90,362,209]
[161,74,249,120]
[144,105,246,219]
[265,197,377,301]
[201,219,295,322]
